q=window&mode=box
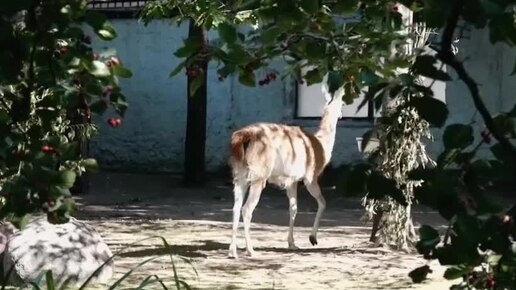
[295,58,447,119]
[87,0,148,11]
[295,5,447,119]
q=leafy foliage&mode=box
[0,0,130,227]
[141,0,516,288]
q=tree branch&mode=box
[436,0,516,162]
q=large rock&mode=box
[3,215,113,287]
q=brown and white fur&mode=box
[228,96,344,258]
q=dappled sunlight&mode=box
[72,174,454,289]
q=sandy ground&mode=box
[72,173,456,290]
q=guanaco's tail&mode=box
[230,130,254,164]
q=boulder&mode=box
[0,222,17,256]
[3,215,113,287]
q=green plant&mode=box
[0,0,131,227]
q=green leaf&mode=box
[488,13,516,45]
[46,270,56,290]
[300,0,319,14]
[434,244,480,265]
[82,158,99,173]
[89,100,108,115]
[260,27,282,44]
[305,41,326,59]
[367,172,407,206]
[443,265,471,280]
[218,22,237,44]
[97,24,117,40]
[412,55,451,81]
[11,213,31,230]
[462,0,487,28]
[334,0,358,14]
[408,265,432,283]
[0,0,32,12]
[408,97,449,127]
[443,124,474,149]
[85,11,108,30]
[169,62,186,78]
[360,130,378,153]
[304,68,324,85]
[112,66,132,78]
[423,0,451,28]
[399,73,414,86]
[58,170,77,189]
[327,71,344,95]
[189,76,204,96]
[174,38,200,58]
[337,164,370,196]
[361,83,388,111]
[418,225,440,250]
[86,61,111,77]
[238,71,256,87]
[490,143,508,162]
[359,69,380,86]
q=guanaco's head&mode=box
[325,95,344,120]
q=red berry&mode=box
[281,42,289,49]
[107,118,122,127]
[392,4,399,11]
[59,47,68,54]
[269,73,277,80]
[42,145,55,153]
[105,60,112,67]
[93,52,99,60]
[349,75,356,82]
[218,74,224,81]
[111,57,121,66]
[486,278,495,288]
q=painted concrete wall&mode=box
[89,19,515,173]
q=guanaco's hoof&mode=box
[309,234,318,246]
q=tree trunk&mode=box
[183,21,208,187]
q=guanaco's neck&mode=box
[315,103,341,165]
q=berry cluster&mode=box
[258,72,277,86]
[107,117,122,127]
[105,56,121,68]
[102,85,114,97]
[42,145,56,154]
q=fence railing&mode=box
[87,0,151,10]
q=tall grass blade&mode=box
[135,274,169,290]
[1,262,17,290]
[45,270,56,290]
[107,256,160,290]
[78,235,163,290]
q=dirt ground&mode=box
[73,173,456,290]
